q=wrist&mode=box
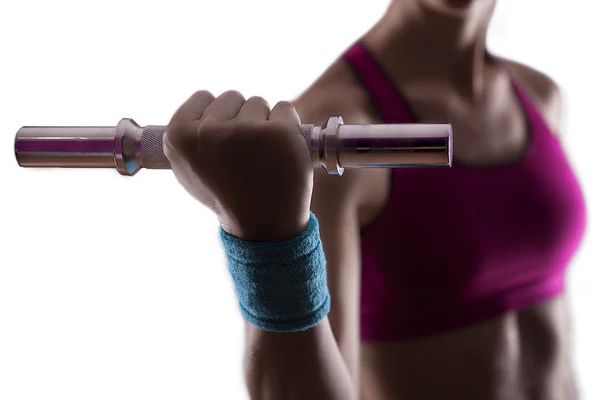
[219,211,330,332]
[222,212,310,242]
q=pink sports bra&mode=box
[342,42,588,341]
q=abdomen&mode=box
[360,295,577,400]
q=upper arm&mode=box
[292,87,369,386]
[502,59,564,135]
[310,168,362,383]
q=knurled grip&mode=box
[139,123,318,170]
[140,125,170,169]
[298,124,314,158]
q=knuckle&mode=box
[186,90,215,109]
[198,116,222,132]
[246,95,269,104]
[274,100,295,109]
[198,117,233,141]
[191,89,214,99]
[219,89,245,100]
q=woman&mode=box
[165,0,587,398]
[292,0,586,399]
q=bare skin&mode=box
[164,91,356,399]
[292,0,578,399]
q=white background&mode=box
[1,0,598,399]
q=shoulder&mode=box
[292,56,376,126]
[496,57,563,135]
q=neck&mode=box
[362,0,496,98]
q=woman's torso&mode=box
[297,40,584,400]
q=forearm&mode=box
[244,318,357,400]
[220,212,355,399]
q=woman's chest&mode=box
[357,146,586,277]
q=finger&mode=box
[169,90,215,124]
[268,101,301,125]
[235,96,271,121]
[201,90,246,121]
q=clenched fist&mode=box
[163,90,313,242]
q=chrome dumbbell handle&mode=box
[15,116,453,176]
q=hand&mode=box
[163,90,314,242]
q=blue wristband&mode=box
[219,212,330,332]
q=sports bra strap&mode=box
[342,42,416,123]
